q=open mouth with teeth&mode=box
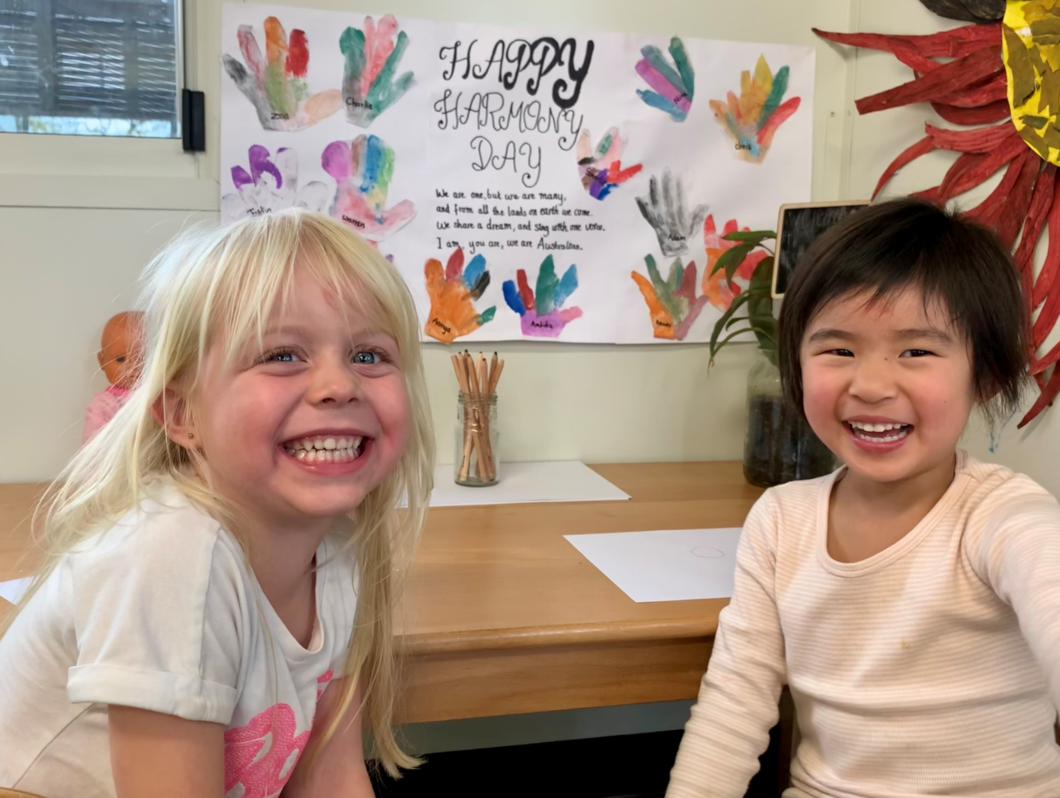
[283,435,367,464]
[845,421,912,445]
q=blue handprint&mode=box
[503,256,583,338]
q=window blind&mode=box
[0,0,179,134]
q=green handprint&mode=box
[340,15,415,128]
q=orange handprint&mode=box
[702,215,768,310]
[424,248,496,343]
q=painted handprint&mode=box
[636,170,708,258]
[576,127,643,200]
[221,146,329,223]
[702,215,769,310]
[322,135,416,242]
[632,255,709,341]
[424,248,496,343]
[340,15,415,128]
[223,17,341,132]
[635,37,695,122]
[503,256,583,338]
[710,55,801,164]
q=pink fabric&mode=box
[82,388,129,445]
[223,670,334,798]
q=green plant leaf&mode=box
[721,230,776,243]
[710,243,753,279]
[709,290,752,356]
[725,312,749,330]
[712,326,758,351]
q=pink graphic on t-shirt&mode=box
[223,670,335,798]
[316,669,334,700]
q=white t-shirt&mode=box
[0,484,358,798]
[667,452,1060,798]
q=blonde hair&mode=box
[1,210,433,775]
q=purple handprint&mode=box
[503,256,583,338]
[321,134,416,243]
[221,146,328,223]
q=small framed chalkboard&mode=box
[772,201,871,298]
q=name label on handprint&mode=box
[431,317,453,335]
[530,318,556,330]
[346,99,375,110]
[270,112,290,120]
[438,38,595,110]
[342,215,366,229]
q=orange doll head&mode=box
[97,311,145,389]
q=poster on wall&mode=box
[220,4,815,344]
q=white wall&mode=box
[0,0,855,482]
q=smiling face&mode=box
[800,287,975,488]
[186,269,410,533]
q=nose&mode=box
[306,355,362,406]
[848,356,897,404]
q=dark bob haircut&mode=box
[778,198,1028,425]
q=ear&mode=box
[151,387,200,450]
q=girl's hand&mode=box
[110,706,224,797]
[283,676,375,798]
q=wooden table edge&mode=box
[398,616,721,655]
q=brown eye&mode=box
[115,356,126,363]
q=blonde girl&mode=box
[0,210,433,798]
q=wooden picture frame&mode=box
[772,200,871,298]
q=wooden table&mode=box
[0,463,762,724]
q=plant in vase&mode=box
[707,229,836,488]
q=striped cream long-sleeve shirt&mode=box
[667,451,1060,798]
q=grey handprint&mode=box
[635,169,708,257]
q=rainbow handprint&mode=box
[221,145,329,223]
[424,248,496,343]
[503,257,583,338]
[710,56,801,164]
[632,255,709,341]
[322,135,416,242]
[340,15,415,128]
[635,37,695,122]
[702,215,769,310]
[576,127,643,200]
[223,17,341,132]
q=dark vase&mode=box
[743,350,837,488]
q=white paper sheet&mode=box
[0,577,33,605]
[220,4,815,344]
[429,460,629,507]
[565,527,742,602]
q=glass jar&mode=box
[743,349,836,488]
[454,392,499,486]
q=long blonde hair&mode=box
[1,210,433,775]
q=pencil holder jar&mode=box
[454,392,499,487]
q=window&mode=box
[0,0,181,138]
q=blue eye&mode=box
[353,350,381,365]
[263,348,302,363]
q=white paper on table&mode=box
[429,461,629,507]
[0,576,33,604]
[565,528,742,603]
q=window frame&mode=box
[0,0,215,212]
